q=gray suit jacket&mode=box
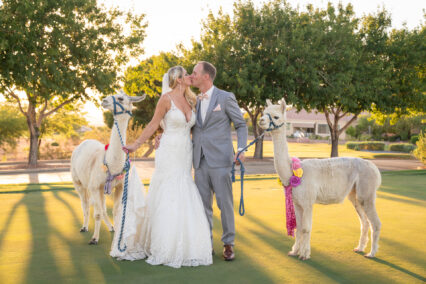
[192,86,248,169]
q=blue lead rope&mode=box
[113,119,131,253]
[231,133,264,216]
[231,113,285,216]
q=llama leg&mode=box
[74,182,90,232]
[288,203,302,256]
[298,205,313,260]
[89,187,103,245]
[362,199,381,258]
[101,189,114,232]
[348,190,369,252]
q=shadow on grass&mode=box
[377,192,425,207]
[239,207,424,283]
[1,185,277,283]
[371,257,426,282]
[379,170,426,201]
[380,237,426,271]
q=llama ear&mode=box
[129,94,146,103]
[266,99,272,107]
[280,98,287,113]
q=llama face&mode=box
[258,98,287,131]
[101,90,146,114]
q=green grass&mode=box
[139,141,415,160]
[0,171,425,283]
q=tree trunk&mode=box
[325,109,340,158]
[26,104,41,168]
[324,109,358,158]
[254,136,264,159]
[251,114,264,159]
[28,124,40,167]
[330,129,339,157]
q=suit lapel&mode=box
[196,98,202,127]
[203,86,218,127]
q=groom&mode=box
[190,61,248,261]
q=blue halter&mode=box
[112,96,133,117]
[265,113,285,132]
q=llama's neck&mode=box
[105,116,129,174]
[271,127,293,186]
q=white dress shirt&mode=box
[200,86,214,123]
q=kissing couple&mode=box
[111,61,248,268]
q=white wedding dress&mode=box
[110,98,213,268]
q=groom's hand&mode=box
[234,151,245,165]
[154,134,162,149]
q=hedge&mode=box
[346,142,385,151]
[389,143,416,153]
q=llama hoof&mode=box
[353,248,364,253]
[110,227,115,232]
[298,255,310,261]
[80,227,88,232]
[288,251,298,257]
[364,253,375,258]
[88,238,98,245]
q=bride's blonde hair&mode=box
[167,66,197,110]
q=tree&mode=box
[41,104,89,139]
[286,3,395,157]
[123,52,180,156]
[345,116,385,141]
[181,1,297,158]
[369,110,426,140]
[183,1,423,158]
[385,24,425,115]
[0,0,147,167]
[0,104,27,149]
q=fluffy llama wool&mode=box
[259,99,381,260]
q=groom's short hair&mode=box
[198,61,216,81]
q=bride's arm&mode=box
[124,96,169,153]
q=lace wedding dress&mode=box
[111,97,212,268]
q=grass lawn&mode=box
[138,141,415,160]
[0,171,425,283]
[233,141,414,160]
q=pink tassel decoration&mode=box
[284,184,297,237]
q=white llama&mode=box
[258,98,381,260]
[71,91,145,244]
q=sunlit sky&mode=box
[81,0,423,126]
[103,0,424,60]
[2,0,424,126]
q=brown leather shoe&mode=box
[223,245,235,261]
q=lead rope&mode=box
[114,119,131,252]
[231,113,284,216]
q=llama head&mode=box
[101,90,146,116]
[258,98,287,132]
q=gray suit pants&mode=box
[195,157,235,246]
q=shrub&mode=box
[389,135,401,142]
[346,141,385,151]
[359,134,373,141]
[413,131,425,164]
[389,143,416,153]
[410,135,419,144]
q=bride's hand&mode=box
[123,142,139,154]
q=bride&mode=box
[112,66,212,268]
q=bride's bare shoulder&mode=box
[157,94,172,110]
